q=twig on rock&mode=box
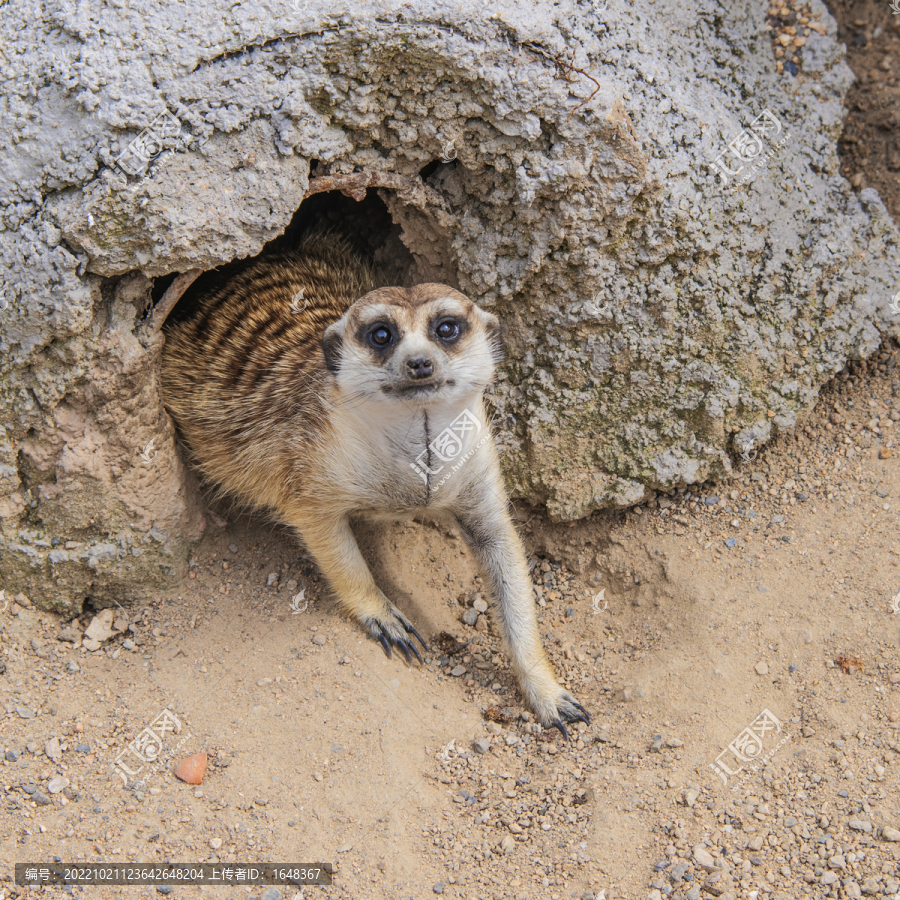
[147,268,203,331]
[522,41,602,121]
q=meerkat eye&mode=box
[435,319,461,341]
[367,323,394,348]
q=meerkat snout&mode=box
[406,356,434,380]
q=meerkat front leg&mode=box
[451,470,591,739]
[289,511,427,664]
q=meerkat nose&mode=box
[406,356,434,379]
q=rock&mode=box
[57,626,81,643]
[472,738,491,754]
[15,592,32,607]
[82,638,102,652]
[311,634,327,645]
[209,838,222,850]
[860,876,881,895]
[472,598,488,613]
[666,737,683,748]
[259,891,282,900]
[47,776,69,794]
[845,882,862,900]
[173,752,207,785]
[67,661,80,673]
[16,706,35,719]
[889,673,900,684]
[75,743,90,753]
[499,834,516,854]
[122,639,135,651]
[450,665,466,677]
[44,737,62,762]
[32,791,52,806]
[882,826,900,841]
[5,0,898,612]
[755,662,769,675]
[266,573,279,586]
[5,750,19,762]
[462,609,479,627]
[84,609,123,642]
[822,871,839,885]
[693,846,719,871]
[684,787,700,808]
[433,883,445,894]
[848,817,872,833]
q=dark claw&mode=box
[395,639,412,664]
[549,719,570,741]
[407,639,423,665]
[404,623,429,653]
[570,701,591,725]
[378,633,392,659]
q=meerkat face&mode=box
[322,284,504,407]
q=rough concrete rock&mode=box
[0,0,898,611]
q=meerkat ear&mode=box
[474,305,507,365]
[322,318,346,374]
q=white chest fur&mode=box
[324,395,491,513]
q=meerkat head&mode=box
[322,284,504,408]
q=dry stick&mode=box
[147,268,203,331]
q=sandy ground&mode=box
[2,347,899,900]
[4,2,900,896]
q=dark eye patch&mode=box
[430,315,467,344]
[357,320,398,352]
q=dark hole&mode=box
[418,160,443,180]
[162,188,416,325]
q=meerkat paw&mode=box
[534,689,591,741]
[361,602,428,665]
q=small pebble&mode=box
[755,662,769,675]
[47,776,69,794]
[312,634,327,645]
[173,752,207,785]
[433,884,445,895]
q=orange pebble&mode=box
[173,752,207,785]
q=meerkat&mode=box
[161,231,590,736]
